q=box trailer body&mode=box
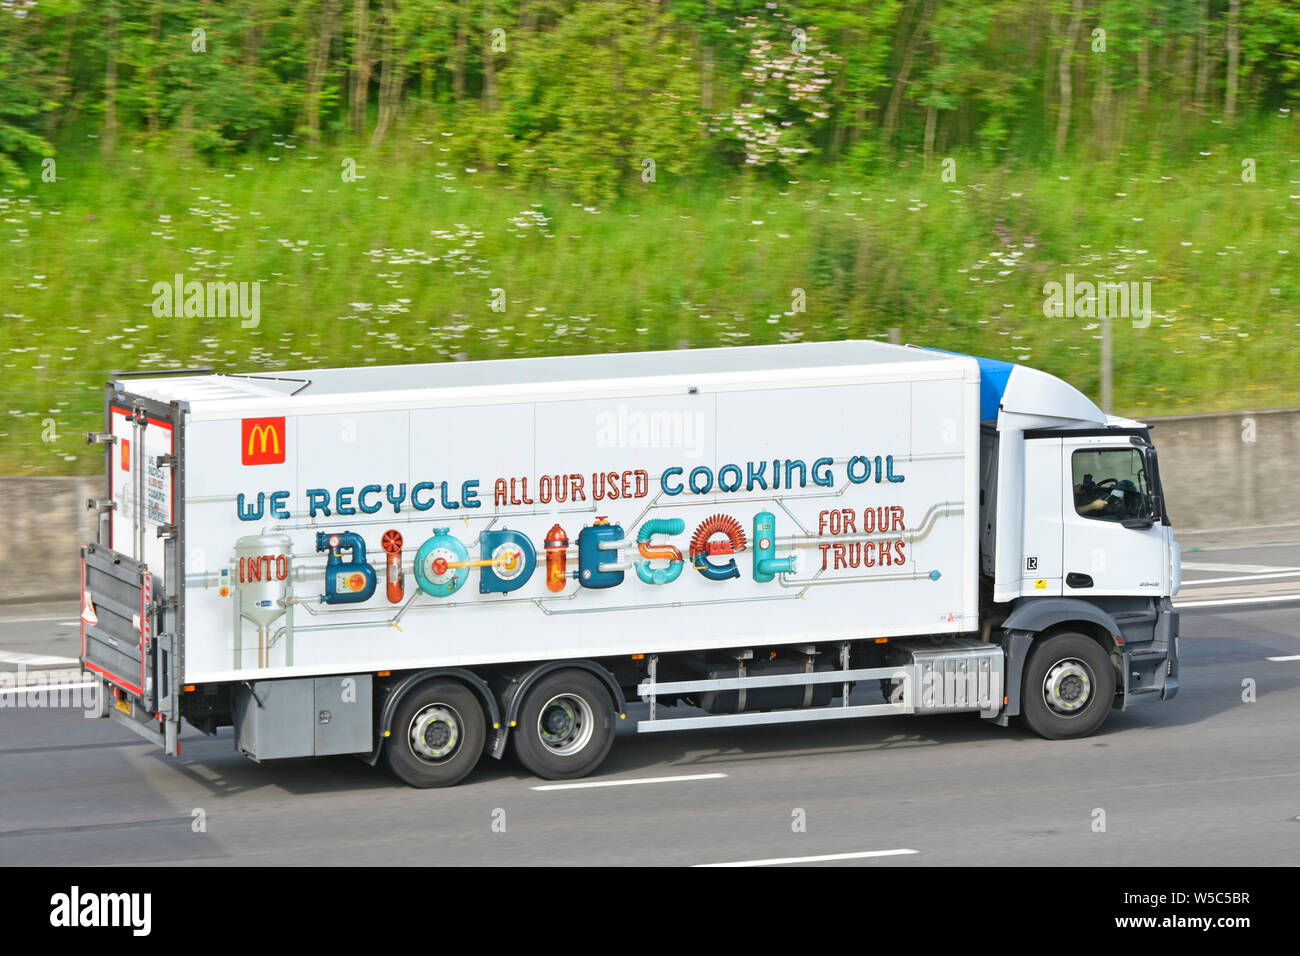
[81,342,1180,786]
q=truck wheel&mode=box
[385,680,486,788]
[1020,632,1115,740]
[511,669,616,780]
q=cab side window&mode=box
[1071,448,1154,522]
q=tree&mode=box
[0,0,59,183]
[500,0,705,203]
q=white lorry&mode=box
[81,341,1180,787]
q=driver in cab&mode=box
[1074,472,1136,519]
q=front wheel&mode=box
[384,679,486,788]
[510,669,616,780]
[1020,632,1116,740]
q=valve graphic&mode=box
[316,531,377,604]
[381,529,405,603]
[414,528,471,598]
[752,510,798,582]
[415,527,535,598]
[635,518,685,585]
[544,524,569,593]
[479,528,537,594]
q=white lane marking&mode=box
[695,848,918,867]
[1176,594,1300,609]
[532,772,727,791]
[1179,570,1300,586]
[1267,655,1300,662]
[0,681,97,698]
[0,650,80,666]
[1180,562,1300,574]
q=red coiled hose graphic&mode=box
[690,514,747,581]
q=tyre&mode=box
[1020,632,1116,740]
[510,669,616,780]
[384,679,486,788]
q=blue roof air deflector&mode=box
[921,348,1015,421]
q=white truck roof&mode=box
[116,340,975,418]
[115,339,1109,429]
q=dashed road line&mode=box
[1181,562,1300,574]
[0,650,80,667]
[532,772,727,791]
[695,848,918,867]
[0,681,97,698]
[1179,570,1300,586]
[1176,594,1300,609]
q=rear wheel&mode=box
[384,680,486,788]
[1020,632,1115,740]
[510,669,616,780]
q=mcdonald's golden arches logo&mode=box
[241,417,286,465]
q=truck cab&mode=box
[967,353,1181,735]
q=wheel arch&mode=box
[367,667,502,766]
[1039,618,1118,657]
[1000,599,1124,717]
[1003,597,1123,644]
[502,659,626,735]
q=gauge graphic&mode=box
[479,528,537,594]
[414,528,471,598]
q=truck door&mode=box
[84,398,179,734]
[1060,439,1167,597]
[108,404,175,577]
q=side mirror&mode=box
[1122,518,1154,531]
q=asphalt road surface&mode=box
[1,538,1297,866]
